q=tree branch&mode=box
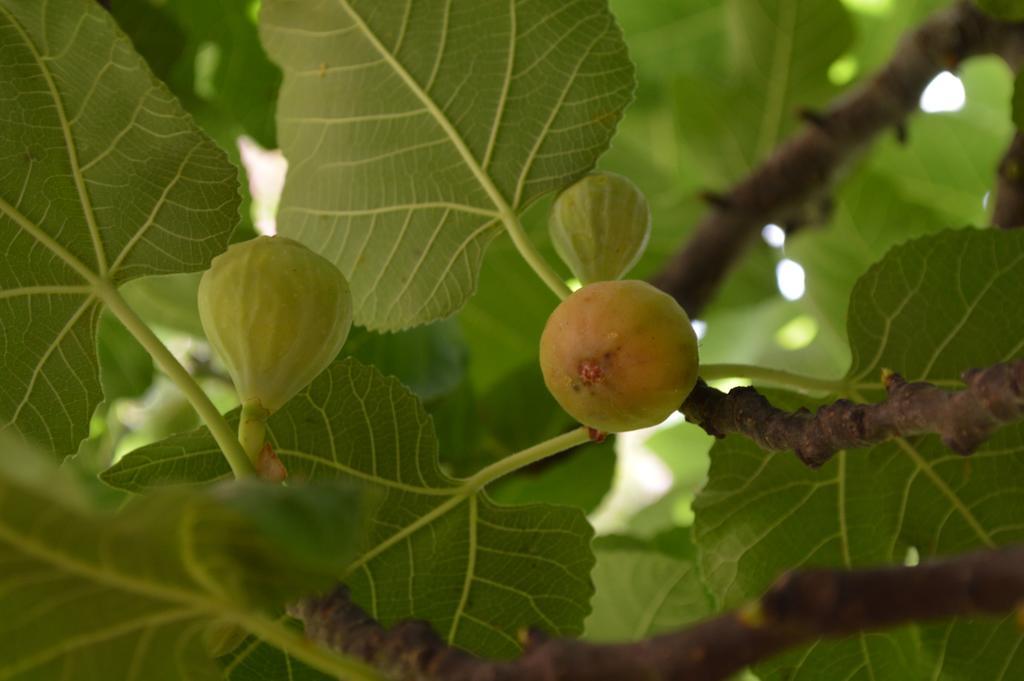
[294,545,1024,681]
[680,360,1024,468]
[993,131,1024,228]
[653,1,1024,317]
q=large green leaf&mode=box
[0,439,371,680]
[103,358,596,659]
[0,0,238,458]
[692,229,1024,681]
[260,0,635,330]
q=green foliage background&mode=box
[1,0,1022,679]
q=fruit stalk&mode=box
[238,399,270,466]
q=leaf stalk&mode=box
[97,282,256,479]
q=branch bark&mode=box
[653,1,1024,317]
[294,545,1024,681]
[993,131,1024,228]
[680,360,1024,468]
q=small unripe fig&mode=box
[548,172,651,284]
[539,280,698,433]
[198,236,353,414]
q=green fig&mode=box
[548,172,651,284]
[539,280,698,433]
[198,237,352,467]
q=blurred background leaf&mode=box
[0,437,370,679]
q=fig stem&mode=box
[500,206,572,300]
[98,281,257,479]
[460,426,591,492]
[238,399,270,466]
[699,363,846,395]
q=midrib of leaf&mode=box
[0,515,215,613]
[838,452,881,680]
[336,0,570,298]
[0,196,102,287]
[0,285,91,299]
[0,3,108,277]
[341,491,467,576]
[337,426,593,626]
[843,383,996,549]
[108,140,206,273]
[0,510,383,680]
[0,607,203,680]
[481,0,516,170]
[336,1,516,236]
[448,494,479,641]
[838,452,851,566]
[892,437,995,548]
[277,448,454,495]
[754,0,796,162]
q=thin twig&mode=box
[680,360,1024,468]
[293,545,1024,681]
[653,1,1024,316]
[993,131,1024,228]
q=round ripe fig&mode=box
[198,236,352,414]
[548,172,651,284]
[539,280,698,433]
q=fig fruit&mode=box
[548,172,651,284]
[539,280,698,433]
[198,236,352,454]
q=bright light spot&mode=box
[566,277,583,292]
[761,223,786,248]
[238,136,288,235]
[920,71,966,113]
[904,546,920,567]
[707,377,751,393]
[588,412,682,534]
[840,0,891,15]
[775,259,806,301]
[193,42,221,100]
[247,0,261,24]
[983,191,991,209]
[775,314,819,350]
[630,450,674,496]
[828,55,859,86]
[691,319,707,340]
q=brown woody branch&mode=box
[680,360,1024,468]
[294,545,1024,681]
[653,1,1024,317]
[993,131,1024,228]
